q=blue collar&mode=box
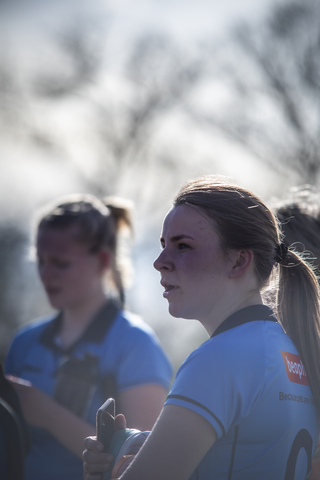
[40,299,120,354]
[211,304,277,338]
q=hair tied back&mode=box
[275,242,288,264]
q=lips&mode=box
[45,286,62,296]
[161,280,176,298]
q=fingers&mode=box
[115,414,126,431]
[84,436,104,451]
[82,449,113,475]
[82,454,112,475]
[83,436,113,477]
[82,417,127,479]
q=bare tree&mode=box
[0,8,208,360]
[82,34,204,201]
[0,7,205,198]
[191,0,320,185]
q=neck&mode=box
[59,293,108,348]
[203,290,263,337]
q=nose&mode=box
[153,249,172,272]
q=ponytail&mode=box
[277,249,320,412]
[103,197,134,307]
[103,197,133,234]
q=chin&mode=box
[169,305,198,321]
[168,305,179,318]
[47,297,63,310]
[168,305,186,319]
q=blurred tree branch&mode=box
[0,8,207,356]
[190,0,320,184]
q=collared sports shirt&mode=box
[165,305,318,480]
[6,301,172,480]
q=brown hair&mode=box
[274,185,320,273]
[37,193,133,306]
[174,176,320,413]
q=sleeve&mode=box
[164,335,266,439]
[112,317,173,392]
[5,322,43,376]
[5,332,24,376]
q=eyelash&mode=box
[54,261,70,269]
[37,258,70,269]
[159,242,191,250]
[178,243,190,250]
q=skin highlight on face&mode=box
[37,227,105,312]
[154,205,232,327]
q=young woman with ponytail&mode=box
[5,194,172,480]
[83,175,320,480]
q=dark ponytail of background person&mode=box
[103,196,134,307]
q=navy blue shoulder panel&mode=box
[211,305,277,338]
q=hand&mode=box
[82,414,126,480]
[6,375,54,428]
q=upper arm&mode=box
[120,404,217,480]
[112,318,172,393]
[118,384,168,431]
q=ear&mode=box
[98,249,111,271]
[228,250,254,279]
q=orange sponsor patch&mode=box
[280,351,309,386]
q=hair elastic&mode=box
[275,243,288,264]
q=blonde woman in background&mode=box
[6,194,172,480]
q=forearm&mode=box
[7,376,96,457]
[117,405,216,480]
[43,397,96,457]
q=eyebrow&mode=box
[160,234,194,243]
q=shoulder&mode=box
[105,310,172,389]
[7,314,56,350]
[167,321,293,437]
[177,320,288,381]
[112,310,161,343]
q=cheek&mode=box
[188,256,215,277]
[192,259,226,289]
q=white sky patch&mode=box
[1,147,84,227]
[106,0,279,43]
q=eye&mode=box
[177,242,190,250]
[53,259,71,269]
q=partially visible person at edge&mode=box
[5,194,172,480]
[274,185,320,276]
[0,363,30,480]
[272,185,320,480]
[83,175,320,480]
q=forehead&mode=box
[37,226,84,254]
[161,204,218,239]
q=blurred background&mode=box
[1,0,320,372]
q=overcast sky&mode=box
[1,0,293,365]
[107,0,279,43]
[0,0,286,227]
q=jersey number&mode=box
[285,429,312,479]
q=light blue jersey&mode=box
[165,305,318,480]
[6,301,172,480]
